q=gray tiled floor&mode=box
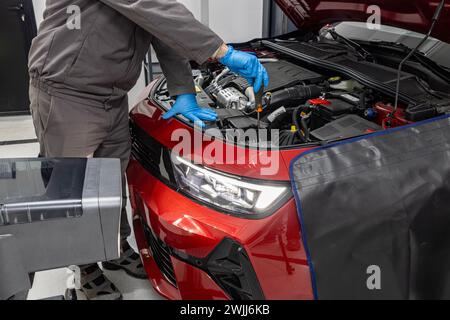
[1,115,161,300]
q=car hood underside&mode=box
[275,0,450,43]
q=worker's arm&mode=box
[99,0,224,64]
[152,37,217,127]
[99,0,268,91]
[151,37,196,97]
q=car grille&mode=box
[173,238,266,300]
[143,224,178,288]
[130,121,163,176]
[130,120,176,187]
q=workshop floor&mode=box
[0,115,162,300]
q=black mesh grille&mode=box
[130,121,162,176]
[143,224,178,288]
[130,120,176,187]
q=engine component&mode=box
[405,102,439,122]
[262,39,437,106]
[228,116,269,130]
[329,78,363,91]
[269,84,323,109]
[267,107,287,123]
[216,87,249,110]
[207,60,324,98]
[195,85,215,108]
[374,102,412,128]
[156,50,446,148]
[216,108,245,119]
[216,109,268,129]
[220,60,324,94]
[311,114,381,141]
[228,76,252,92]
[312,97,355,122]
[263,60,324,92]
[293,105,313,143]
[326,91,362,106]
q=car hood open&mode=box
[275,0,450,43]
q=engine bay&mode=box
[153,35,450,148]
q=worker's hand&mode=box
[162,94,217,128]
[219,46,269,92]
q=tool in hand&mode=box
[255,87,264,130]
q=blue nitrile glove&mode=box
[219,46,269,92]
[162,94,217,128]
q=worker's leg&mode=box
[29,85,122,300]
[30,86,109,158]
[94,99,146,279]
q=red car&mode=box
[127,0,450,300]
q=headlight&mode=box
[172,155,291,218]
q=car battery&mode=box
[0,158,122,299]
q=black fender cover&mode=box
[290,115,450,300]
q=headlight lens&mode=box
[172,155,290,217]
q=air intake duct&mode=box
[269,85,323,109]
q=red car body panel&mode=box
[131,97,297,181]
[128,156,314,300]
[275,0,450,43]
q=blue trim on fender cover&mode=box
[289,114,450,300]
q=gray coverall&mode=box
[28,0,223,239]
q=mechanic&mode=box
[28,0,269,300]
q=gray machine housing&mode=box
[0,158,122,299]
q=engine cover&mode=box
[311,115,381,141]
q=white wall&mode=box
[31,0,264,106]
[32,0,45,27]
[179,0,203,20]
[31,0,264,43]
[209,0,264,43]
[177,0,264,42]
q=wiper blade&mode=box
[321,26,375,62]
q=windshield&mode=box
[335,22,450,69]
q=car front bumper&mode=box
[127,158,314,300]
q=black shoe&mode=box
[102,242,147,280]
[74,264,123,300]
